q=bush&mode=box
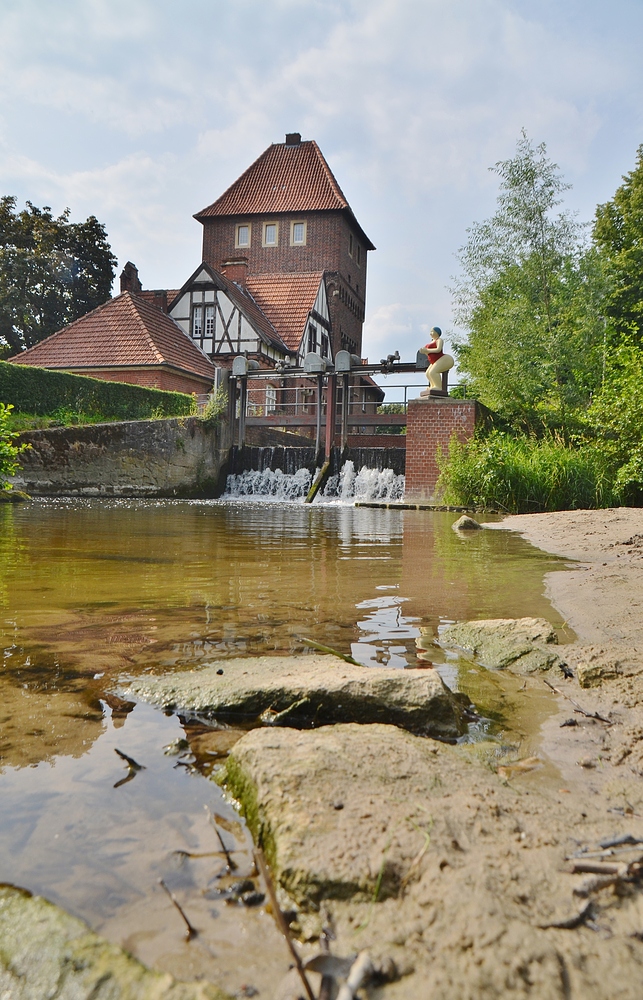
[0,403,29,488]
[0,361,195,422]
[436,430,616,512]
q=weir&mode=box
[225,457,405,502]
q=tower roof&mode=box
[195,139,375,249]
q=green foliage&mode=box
[0,403,28,488]
[375,401,406,435]
[0,361,195,422]
[0,196,116,354]
[436,431,615,513]
[452,133,606,435]
[587,339,643,503]
[200,385,227,424]
[594,145,643,341]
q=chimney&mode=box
[120,261,142,295]
[285,132,301,146]
[221,257,248,288]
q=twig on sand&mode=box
[158,878,198,940]
[254,846,315,1000]
[337,951,374,1000]
[542,679,612,724]
[206,807,239,871]
[298,637,362,667]
[537,900,594,930]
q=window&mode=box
[348,233,353,257]
[235,224,251,248]
[321,332,329,358]
[266,385,277,414]
[356,244,361,266]
[308,323,317,354]
[290,221,306,245]
[192,305,203,339]
[263,222,278,247]
[205,305,215,338]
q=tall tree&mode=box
[452,133,606,434]
[0,197,116,355]
[594,145,643,340]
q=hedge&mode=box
[0,361,195,421]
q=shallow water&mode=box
[0,498,573,992]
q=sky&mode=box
[1,0,643,366]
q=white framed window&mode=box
[205,305,215,337]
[356,244,361,266]
[266,385,277,414]
[192,305,203,339]
[348,233,353,257]
[290,220,306,246]
[263,222,279,247]
[236,223,251,248]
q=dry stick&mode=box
[114,748,145,770]
[214,825,238,872]
[254,847,315,1000]
[298,636,362,667]
[542,678,612,724]
[158,878,198,940]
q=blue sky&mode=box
[1,0,643,363]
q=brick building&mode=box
[194,132,374,359]
[10,292,216,395]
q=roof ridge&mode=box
[126,294,165,364]
[194,143,277,219]
[309,141,348,208]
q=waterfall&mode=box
[224,460,404,503]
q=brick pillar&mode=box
[405,396,478,500]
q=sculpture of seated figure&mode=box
[418,327,454,394]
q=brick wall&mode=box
[72,367,210,396]
[200,211,367,357]
[405,397,478,500]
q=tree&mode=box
[452,133,606,434]
[594,145,643,341]
[0,403,28,488]
[0,197,116,355]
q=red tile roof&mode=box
[245,272,325,352]
[195,139,375,249]
[10,293,216,382]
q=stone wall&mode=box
[404,396,484,500]
[12,416,232,498]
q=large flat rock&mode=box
[120,654,468,740]
[439,616,566,673]
[0,885,229,1000]
[223,723,643,999]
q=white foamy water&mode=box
[224,460,405,503]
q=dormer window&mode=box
[236,224,251,248]
[291,221,306,246]
[263,222,278,247]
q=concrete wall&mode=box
[12,416,232,498]
[404,397,483,500]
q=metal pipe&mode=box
[238,377,248,448]
[314,373,323,465]
[340,373,349,455]
[324,373,336,462]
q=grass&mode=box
[436,430,618,512]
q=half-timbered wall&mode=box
[300,280,332,363]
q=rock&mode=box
[222,724,643,998]
[439,617,565,674]
[0,885,229,999]
[120,654,469,740]
[222,723,479,909]
[0,487,30,502]
[452,514,482,531]
[576,654,622,688]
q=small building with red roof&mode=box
[10,291,216,395]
